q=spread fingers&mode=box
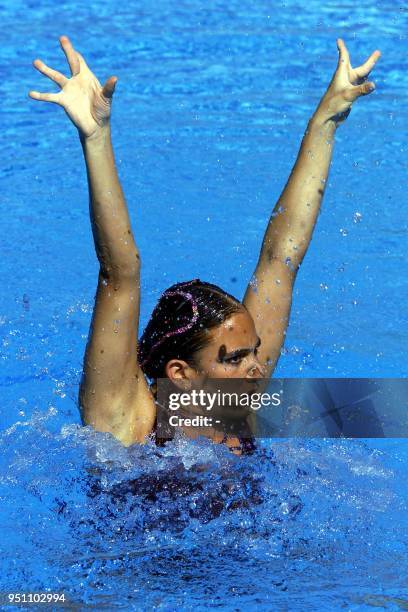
[33,59,68,88]
[28,90,61,104]
[354,50,381,79]
[59,35,80,76]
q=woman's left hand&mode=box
[314,38,381,126]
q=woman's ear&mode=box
[164,359,197,390]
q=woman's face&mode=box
[165,308,265,382]
[163,308,266,425]
[197,308,265,378]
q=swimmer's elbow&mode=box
[99,250,142,285]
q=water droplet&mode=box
[353,211,362,224]
[280,502,290,515]
[319,283,329,291]
[22,294,30,311]
[249,275,258,293]
[339,228,348,236]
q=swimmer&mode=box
[29,35,381,454]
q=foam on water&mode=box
[1,410,407,608]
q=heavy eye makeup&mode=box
[216,338,261,365]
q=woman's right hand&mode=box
[313,38,380,127]
[29,35,117,140]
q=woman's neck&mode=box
[151,380,253,452]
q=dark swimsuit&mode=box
[219,432,257,455]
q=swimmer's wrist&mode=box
[79,124,112,147]
[308,112,338,136]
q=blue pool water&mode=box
[1,0,407,609]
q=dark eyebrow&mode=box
[219,336,261,361]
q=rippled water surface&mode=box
[2,424,408,609]
[1,0,407,609]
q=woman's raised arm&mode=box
[29,36,156,445]
[243,39,381,377]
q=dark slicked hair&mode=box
[137,278,243,380]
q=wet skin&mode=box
[163,308,266,454]
[29,36,382,450]
[164,308,266,382]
